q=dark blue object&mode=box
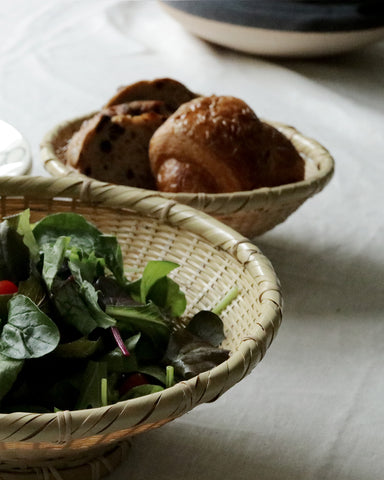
[162,1,384,32]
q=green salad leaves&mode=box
[0,211,232,413]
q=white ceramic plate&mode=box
[0,119,32,175]
[160,1,384,57]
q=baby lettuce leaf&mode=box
[139,261,179,304]
[119,383,163,401]
[68,248,105,285]
[33,213,124,282]
[0,295,60,360]
[103,349,138,374]
[102,334,140,374]
[95,276,140,307]
[54,336,102,359]
[106,302,170,350]
[0,353,24,401]
[52,278,116,336]
[186,311,226,347]
[80,281,116,329]
[163,328,230,379]
[148,276,187,317]
[76,360,107,410]
[5,209,39,260]
[42,236,71,290]
[18,273,47,309]
[0,220,30,283]
[95,235,124,284]
[138,364,167,385]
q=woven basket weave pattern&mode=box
[40,115,334,238]
[0,177,282,480]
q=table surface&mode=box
[1,1,383,479]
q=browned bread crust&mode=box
[149,95,305,193]
[105,78,198,112]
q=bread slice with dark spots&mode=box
[66,100,170,187]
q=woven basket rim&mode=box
[40,112,335,210]
[0,176,281,441]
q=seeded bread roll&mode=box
[66,100,170,187]
[105,78,198,112]
[149,95,305,193]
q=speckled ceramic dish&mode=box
[160,0,384,57]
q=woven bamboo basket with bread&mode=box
[0,176,282,480]
[40,115,334,238]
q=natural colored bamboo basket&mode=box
[40,114,334,238]
[0,176,282,480]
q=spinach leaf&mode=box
[42,236,71,290]
[139,261,179,304]
[0,221,30,283]
[33,212,102,252]
[106,302,171,356]
[103,350,138,374]
[186,311,226,347]
[138,364,167,385]
[52,278,116,336]
[54,336,102,359]
[0,353,24,401]
[0,295,60,360]
[80,281,116,329]
[119,384,163,401]
[76,360,107,410]
[102,334,140,374]
[163,328,230,380]
[148,276,187,317]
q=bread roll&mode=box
[149,95,305,193]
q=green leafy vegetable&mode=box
[106,302,171,356]
[163,328,230,380]
[148,276,187,317]
[68,249,105,285]
[0,295,60,359]
[0,353,24,401]
[33,213,124,281]
[42,236,71,290]
[5,210,39,260]
[120,384,163,401]
[187,310,226,347]
[76,360,107,410]
[139,261,179,304]
[52,278,115,336]
[0,210,235,413]
[33,212,102,251]
[54,336,102,359]
[0,220,30,283]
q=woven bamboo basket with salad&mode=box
[0,176,282,480]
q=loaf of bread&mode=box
[66,78,198,186]
[66,100,170,187]
[105,78,198,111]
[149,95,305,193]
